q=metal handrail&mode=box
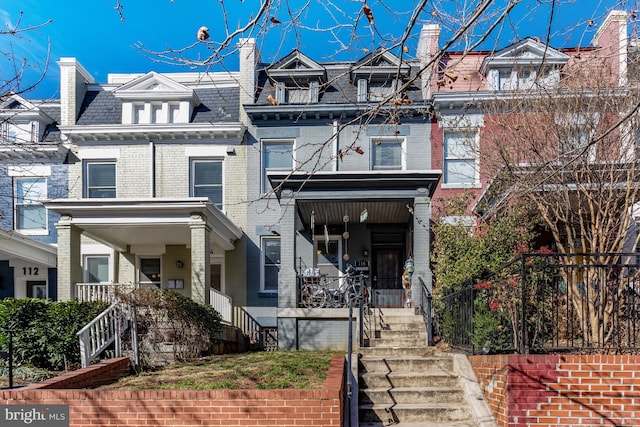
[418,277,433,346]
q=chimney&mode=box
[591,10,629,87]
[417,24,441,99]
[238,38,258,125]
[58,58,94,126]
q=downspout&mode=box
[333,120,339,171]
[149,141,156,197]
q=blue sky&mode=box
[0,0,631,100]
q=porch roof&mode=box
[268,170,441,197]
[43,198,243,253]
[0,229,57,267]
[268,170,441,226]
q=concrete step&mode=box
[359,403,475,424]
[359,371,460,389]
[372,329,427,339]
[358,346,434,357]
[359,386,466,405]
[359,355,454,373]
[369,337,427,347]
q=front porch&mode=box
[268,170,441,350]
[44,198,243,305]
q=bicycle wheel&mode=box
[301,284,314,308]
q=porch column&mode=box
[412,195,432,308]
[55,216,82,301]
[279,190,297,308]
[190,214,211,305]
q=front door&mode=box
[372,246,404,307]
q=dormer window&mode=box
[113,72,200,125]
[266,50,327,106]
[357,78,398,102]
[481,38,569,91]
[352,49,409,103]
[0,95,52,144]
[274,81,320,104]
[1,122,39,144]
[131,102,184,124]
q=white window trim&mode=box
[84,160,117,198]
[190,158,225,210]
[370,136,406,171]
[261,139,295,194]
[14,176,48,235]
[260,237,280,293]
[442,129,482,189]
[83,255,112,283]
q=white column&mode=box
[190,214,211,305]
[55,217,83,301]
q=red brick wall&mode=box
[1,355,344,427]
[469,354,640,427]
[22,357,131,390]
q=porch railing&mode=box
[439,252,640,354]
[210,288,232,324]
[77,303,126,368]
[233,306,277,351]
[76,283,125,303]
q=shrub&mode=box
[0,298,108,370]
[116,288,222,367]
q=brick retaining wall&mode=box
[1,355,344,427]
[469,354,640,427]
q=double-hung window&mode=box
[262,140,294,192]
[85,256,110,283]
[85,161,116,198]
[372,137,404,170]
[191,159,223,209]
[443,130,479,186]
[262,238,280,292]
[15,177,47,232]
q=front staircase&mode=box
[356,308,497,427]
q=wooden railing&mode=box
[210,288,232,324]
[76,283,125,303]
[77,303,127,368]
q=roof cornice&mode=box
[244,102,431,122]
[59,123,245,142]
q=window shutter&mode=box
[310,81,319,103]
[357,79,368,102]
[275,82,286,104]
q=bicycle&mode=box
[326,265,369,308]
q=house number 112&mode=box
[23,267,39,276]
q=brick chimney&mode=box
[238,38,258,125]
[417,23,441,100]
[57,58,94,126]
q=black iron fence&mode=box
[438,253,640,354]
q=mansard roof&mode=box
[76,86,240,125]
[480,38,570,74]
[266,49,327,83]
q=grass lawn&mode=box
[95,350,344,390]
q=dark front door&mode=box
[372,246,405,308]
[373,247,402,290]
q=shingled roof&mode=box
[76,86,240,125]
